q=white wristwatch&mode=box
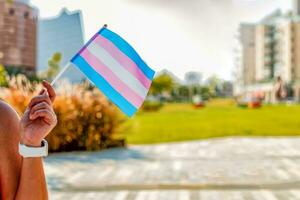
[19,139,48,158]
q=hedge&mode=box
[0,75,126,152]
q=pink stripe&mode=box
[94,35,152,89]
[81,49,145,108]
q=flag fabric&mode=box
[71,27,155,117]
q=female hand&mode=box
[20,81,57,147]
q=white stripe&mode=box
[178,190,190,200]
[114,191,128,200]
[87,42,148,98]
[252,190,277,200]
[276,169,290,180]
[135,191,148,200]
[290,190,300,198]
[260,191,277,200]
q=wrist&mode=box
[20,138,43,147]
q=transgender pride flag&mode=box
[70,26,155,117]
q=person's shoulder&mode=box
[0,100,18,114]
[0,100,20,147]
[0,100,20,129]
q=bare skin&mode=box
[0,81,57,200]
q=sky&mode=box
[30,0,292,81]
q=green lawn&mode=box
[119,99,300,144]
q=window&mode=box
[24,12,29,19]
[9,8,15,16]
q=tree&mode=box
[0,65,8,87]
[206,75,222,97]
[184,71,202,86]
[45,52,62,81]
[184,71,202,100]
[221,81,233,97]
[199,86,211,101]
[150,73,175,95]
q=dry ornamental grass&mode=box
[0,75,125,152]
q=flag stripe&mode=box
[70,27,155,117]
[87,42,148,98]
[99,28,155,80]
[94,35,152,89]
[71,27,106,61]
[81,48,144,108]
[71,55,137,117]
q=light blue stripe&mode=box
[71,55,137,117]
[99,28,155,80]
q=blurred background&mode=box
[0,0,300,199]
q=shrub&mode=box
[0,75,125,152]
[0,65,8,87]
[142,101,163,112]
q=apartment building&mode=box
[0,0,37,74]
[237,0,300,102]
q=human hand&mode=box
[20,81,57,147]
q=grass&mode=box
[119,99,300,144]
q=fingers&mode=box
[30,109,57,125]
[28,100,57,126]
[30,102,51,117]
[39,88,46,95]
[28,94,52,108]
[42,80,56,102]
[30,81,56,108]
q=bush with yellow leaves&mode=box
[0,75,126,152]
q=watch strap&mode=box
[19,139,48,158]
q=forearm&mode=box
[15,80,56,200]
[15,158,48,200]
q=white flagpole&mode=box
[51,62,71,86]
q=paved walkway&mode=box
[45,137,300,199]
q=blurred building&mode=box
[236,0,300,102]
[294,0,300,15]
[38,8,85,82]
[0,0,37,74]
[239,24,256,86]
